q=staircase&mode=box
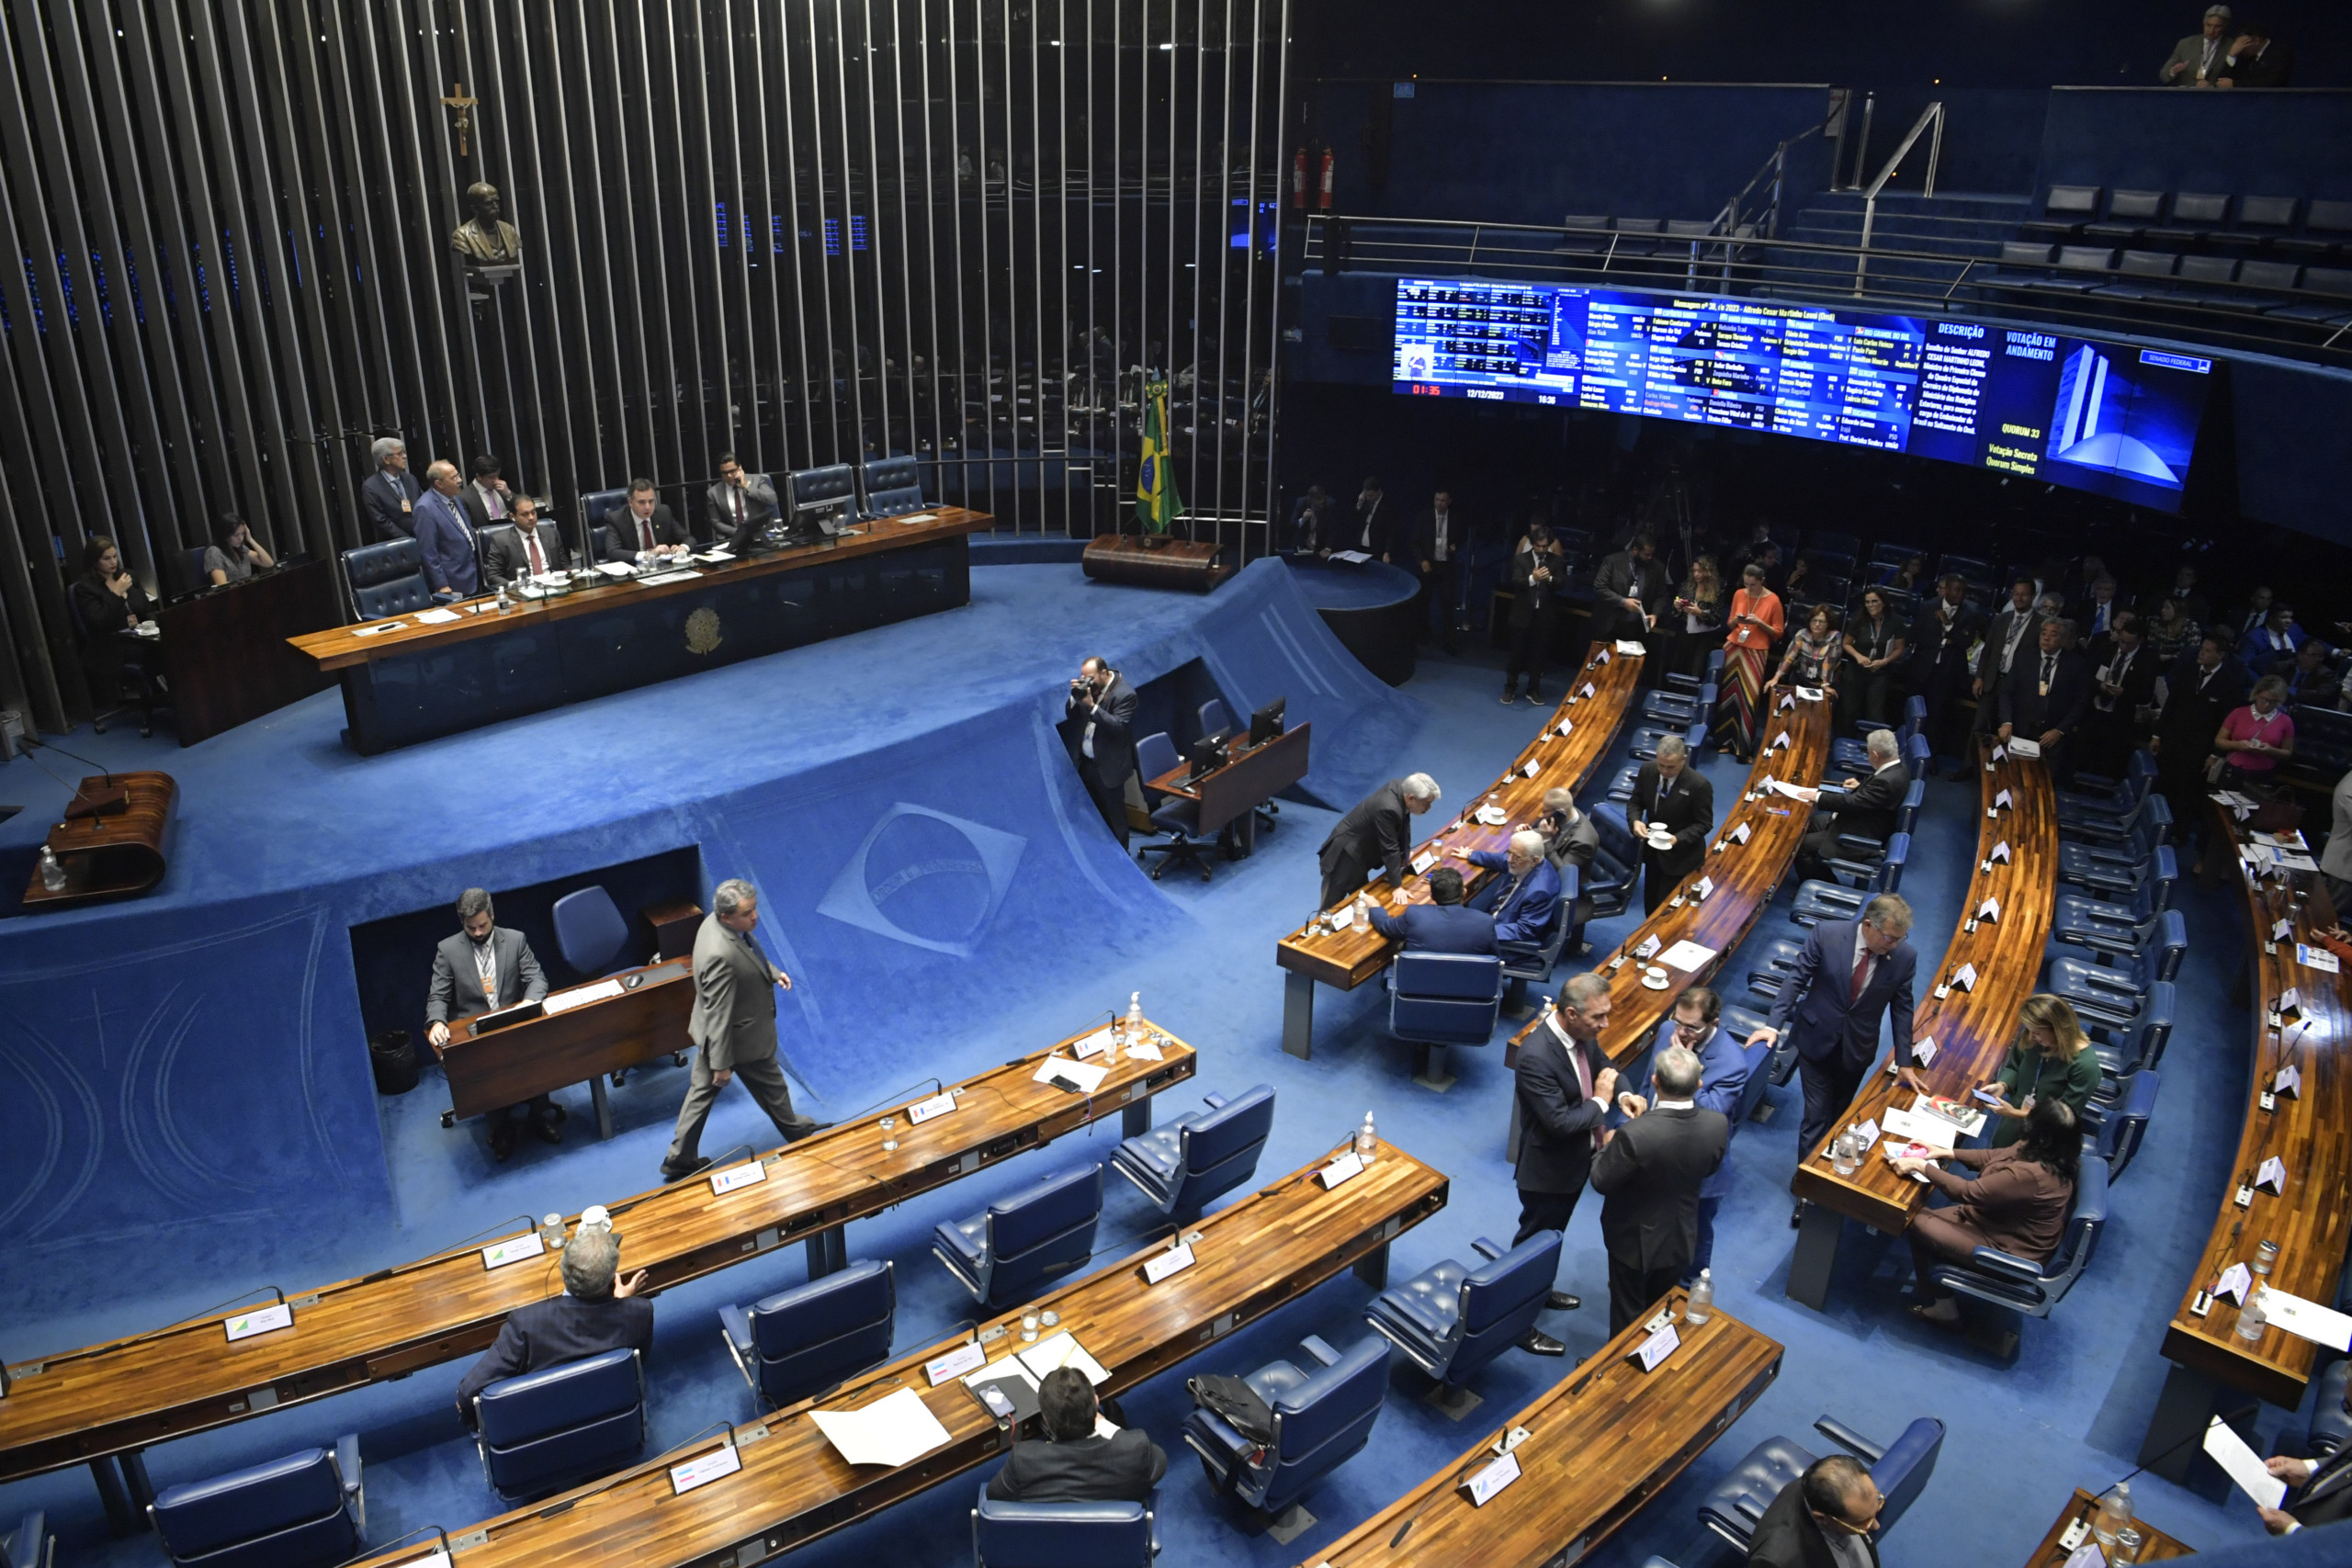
[1769,190,2031,301]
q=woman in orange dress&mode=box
[1712,561,1785,760]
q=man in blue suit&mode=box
[413,458,481,599]
[1747,894,1917,1227]
[1360,866,1496,953]
[1623,985,1750,1280]
[1453,829,1561,947]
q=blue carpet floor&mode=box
[1,584,2307,1567]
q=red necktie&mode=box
[638,514,655,551]
[1558,1021,1602,1152]
[1850,948,1871,1003]
[525,528,546,574]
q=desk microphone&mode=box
[20,736,122,818]
[2100,1402,2260,1497]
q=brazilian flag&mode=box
[1136,379,1181,534]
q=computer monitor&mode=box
[1185,735,1228,781]
[1249,695,1287,746]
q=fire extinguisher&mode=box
[1317,149,1335,210]
[1291,148,1307,209]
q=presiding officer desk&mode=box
[1305,1290,1782,1567]
[1786,739,2059,1310]
[2138,799,2352,1481]
[289,508,991,753]
[1501,693,1836,1094]
[348,1139,1449,1568]
[1275,645,1645,1059]
[435,955,695,1140]
[0,1018,1195,1516]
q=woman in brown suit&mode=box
[1890,1097,2078,1327]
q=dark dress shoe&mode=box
[531,1116,563,1145]
[1526,687,1545,705]
[1500,682,1520,705]
[660,1157,707,1182]
[1791,1200,1807,1228]
[490,1121,518,1162]
[1547,1291,1581,1311]
[1518,1328,1567,1356]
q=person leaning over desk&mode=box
[426,887,559,1162]
[452,1227,650,1430]
[1318,772,1440,910]
[204,512,275,586]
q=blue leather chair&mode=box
[1389,951,1505,1090]
[1791,832,1908,927]
[722,1258,896,1408]
[1930,1153,2109,1321]
[1833,695,1923,775]
[553,886,632,976]
[1366,1231,1559,1412]
[183,545,213,593]
[1111,1085,1274,1221]
[1605,764,1640,804]
[580,488,628,560]
[2087,979,2175,1080]
[1183,1334,1387,1526]
[971,1485,1158,1566]
[2082,1069,2158,1179]
[1643,680,1715,727]
[1134,731,1213,883]
[791,464,857,526]
[2061,748,2155,812]
[1632,716,1707,762]
[2051,849,2176,959]
[1699,1413,1944,1554]
[2044,911,2186,1030]
[935,1164,1102,1309]
[1661,648,1724,695]
[151,1437,363,1568]
[859,455,925,518]
[342,537,432,620]
[2058,800,2172,898]
[1584,805,1640,919]
[472,1346,646,1502]
[2310,1360,2351,1458]
[1,1510,50,1568]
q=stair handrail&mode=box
[1720,121,1825,244]
[1853,101,1945,293]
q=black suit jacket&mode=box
[1974,606,2048,688]
[481,522,573,589]
[602,502,692,560]
[1066,673,1138,788]
[1905,599,1984,686]
[2225,39,2294,88]
[2290,1443,2352,1529]
[1405,508,1475,571]
[361,468,424,541]
[1999,647,2090,741]
[1628,763,1713,886]
[1815,761,1909,842]
[453,1294,654,1426]
[1514,1016,1611,1196]
[1748,1477,1881,1568]
[1593,550,1672,628]
[986,1429,1167,1503]
[2088,637,2159,721]
[1766,918,1917,1077]
[1509,543,1566,626]
[1321,780,1416,891]
[1591,1104,1728,1274]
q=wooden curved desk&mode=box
[19,772,175,911]
[1786,739,2058,1309]
[2137,800,2351,1481]
[1502,690,1836,1079]
[1275,647,1645,1058]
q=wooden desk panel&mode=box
[1145,722,1312,839]
[438,958,695,1120]
[2157,803,2352,1411]
[1277,648,1645,994]
[1307,1292,1783,1568]
[19,772,175,911]
[1791,741,2060,1236]
[2021,1489,2193,1565]
[350,1140,1449,1568]
[1503,693,1836,1070]
[156,558,342,744]
[288,509,992,670]
[0,1021,1195,1482]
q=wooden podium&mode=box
[21,772,175,911]
[1080,534,1232,592]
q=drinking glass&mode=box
[1021,1309,1041,1343]
[879,1114,897,1153]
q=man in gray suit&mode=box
[707,453,781,551]
[661,878,822,1180]
[426,887,555,1162]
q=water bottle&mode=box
[2093,1481,2132,1556]
[2237,1284,2268,1342]
[1685,1268,1714,1325]
[495,582,512,612]
[538,1212,565,1250]
[1355,1111,1376,1163]
[1832,1126,1860,1178]
[38,846,65,892]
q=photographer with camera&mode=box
[1066,655,1139,847]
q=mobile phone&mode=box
[978,1384,1015,1419]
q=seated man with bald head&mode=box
[1749,1452,1884,1567]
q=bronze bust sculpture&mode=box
[451,182,521,265]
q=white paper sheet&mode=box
[1880,1106,1955,1152]
[1326,549,1373,564]
[1032,1055,1109,1094]
[809,1386,954,1469]
[413,607,462,624]
[1017,1332,1111,1386]
[2203,1416,2288,1509]
[1655,939,1718,972]
[542,977,625,1016]
[2261,1288,2352,1351]
[1615,639,1647,655]
[594,561,635,577]
[636,568,704,586]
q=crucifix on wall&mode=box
[441,81,479,158]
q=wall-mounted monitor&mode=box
[1390,277,2214,512]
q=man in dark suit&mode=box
[458,454,516,533]
[1318,773,1440,909]
[1793,728,1909,882]
[2082,612,2159,779]
[425,888,554,1160]
[1361,865,1496,953]
[453,1229,651,1427]
[1627,736,1713,915]
[1749,896,1917,1226]
[1905,573,1984,770]
[481,493,572,591]
[1065,656,1138,848]
[1511,972,1622,1344]
[1968,577,2046,777]
[2260,1369,2352,1532]
[2140,562,2210,627]
[1592,531,1672,645]
[1750,1454,1884,1568]
[1349,475,1390,558]
[2222,583,2276,645]
[1404,489,1468,652]
[707,452,781,550]
[1591,1042,1728,1335]
[2154,631,2251,836]
[2075,575,2123,642]
[1456,829,1562,946]
[361,435,423,541]
[1998,617,2091,781]
[413,459,482,599]
[987,1367,1166,1503]
[1625,987,1749,1280]
[603,477,694,562]
[2218,24,2293,88]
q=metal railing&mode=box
[1720,121,1826,243]
[1854,102,1946,292]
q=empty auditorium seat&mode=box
[2020,186,2100,243]
[2082,189,2165,245]
[2143,191,2230,248]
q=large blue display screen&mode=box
[1392,278,2214,511]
